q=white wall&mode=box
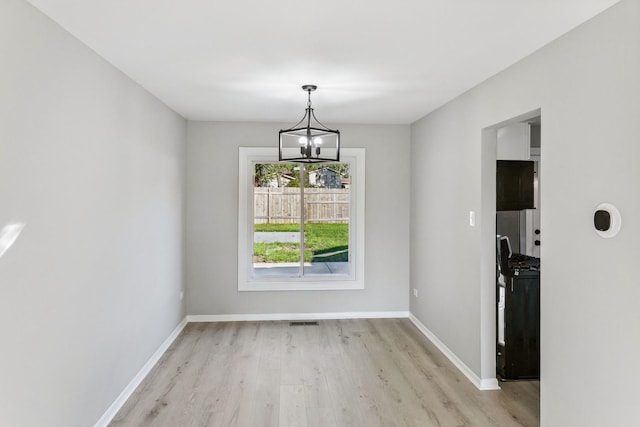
[186,121,410,315]
[410,0,640,425]
[0,1,187,426]
[496,122,530,160]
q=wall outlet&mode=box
[413,288,418,297]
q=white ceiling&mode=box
[27,0,619,124]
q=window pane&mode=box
[238,147,364,291]
[303,164,350,276]
[252,163,302,277]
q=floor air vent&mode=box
[289,321,319,326]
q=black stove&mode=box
[508,253,540,272]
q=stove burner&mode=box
[508,254,540,271]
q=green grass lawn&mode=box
[254,223,348,263]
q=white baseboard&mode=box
[479,377,501,390]
[94,317,188,427]
[187,311,410,322]
[409,313,500,391]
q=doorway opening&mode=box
[479,109,541,391]
[495,117,541,381]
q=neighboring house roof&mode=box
[316,167,340,175]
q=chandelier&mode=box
[279,85,340,163]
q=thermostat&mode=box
[594,203,621,238]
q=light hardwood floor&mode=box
[109,319,539,427]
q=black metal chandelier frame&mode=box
[278,85,340,163]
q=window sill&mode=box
[239,279,365,292]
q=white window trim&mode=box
[238,147,365,291]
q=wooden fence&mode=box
[254,187,349,224]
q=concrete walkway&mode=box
[254,232,301,244]
[253,262,349,276]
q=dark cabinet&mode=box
[497,270,540,380]
[496,160,535,211]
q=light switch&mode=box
[469,211,476,227]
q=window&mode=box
[238,147,365,291]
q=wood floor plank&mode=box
[298,323,334,412]
[335,319,409,427]
[159,324,233,427]
[108,319,540,427]
[305,406,337,427]
[218,322,262,427]
[251,321,283,427]
[189,322,259,427]
[319,320,368,427]
[280,324,305,386]
[279,384,307,427]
